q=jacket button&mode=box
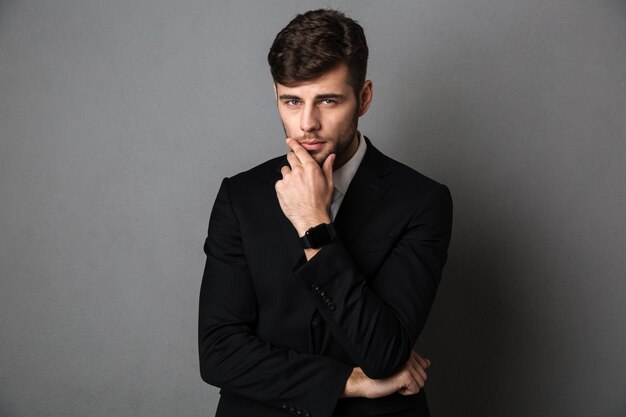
[329,303,337,311]
[281,403,288,409]
[319,290,326,297]
[322,295,331,303]
[305,412,310,417]
[311,283,320,291]
[297,409,303,415]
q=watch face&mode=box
[308,226,332,247]
[305,224,336,248]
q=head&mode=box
[268,9,373,168]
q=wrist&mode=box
[295,214,332,237]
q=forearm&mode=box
[199,320,352,414]
[295,185,452,379]
[201,177,352,417]
[199,255,353,417]
[296,242,424,378]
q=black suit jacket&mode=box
[199,137,453,417]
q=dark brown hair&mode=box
[267,9,369,94]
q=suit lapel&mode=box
[333,137,390,244]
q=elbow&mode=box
[198,319,253,388]
[199,354,213,385]
[199,351,217,386]
[198,335,225,387]
[199,349,228,388]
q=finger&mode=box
[406,363,426,389]
[412,361,428,385]
[286,151,302,170]
[398,387,418,396]
[286,138,316,165]
[412,352,430,369]
[280,165,291,178]
[322,153,335,185]
[397,375,421,396]
[408,353,428,384]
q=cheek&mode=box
[331,110,356,133]
[278,111,298,132]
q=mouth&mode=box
[299,140,325,151]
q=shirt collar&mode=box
[332,131,367,196]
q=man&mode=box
[199,9,453,417]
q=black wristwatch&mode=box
[299,223,337,249]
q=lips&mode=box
[300,141,324,151]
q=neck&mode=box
[333,132,360,170]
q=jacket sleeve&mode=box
[198,177,353,417]
[294,183,453,379]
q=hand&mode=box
[275,138,335,236]
[342,351,431,399]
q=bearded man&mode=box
[199,9,453,417]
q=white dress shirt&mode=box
[330,132,367,220]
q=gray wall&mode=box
[1,1,625,416]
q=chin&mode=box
[302,145,329,165]
[310,154,327,166]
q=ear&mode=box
[358,80,373,117]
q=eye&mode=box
[286,99,301,106]
[321,99,336,105]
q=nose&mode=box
[300,103,321,133]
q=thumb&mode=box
[323,153,335,184]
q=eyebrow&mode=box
[279,93,347,101]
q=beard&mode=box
[281,111,359,167]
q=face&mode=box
[275,64,373,168]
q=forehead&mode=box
[275,64,353,97]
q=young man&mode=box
[199,9,453,417]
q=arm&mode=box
[295,183,453,379]
[198,178,353,417]
[275,140,452,380]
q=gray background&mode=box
[1,0,625,416]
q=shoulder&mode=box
[229,154,283,182]
[221,154,284,200]
[367,139,451,203]
[368,142,453,234]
